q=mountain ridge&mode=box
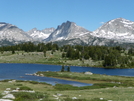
[1,18,134,46]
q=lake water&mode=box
[0,63,134,86]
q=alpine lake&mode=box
[0,63,134,86]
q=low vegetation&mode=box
[0,76,134,101]
[13,92,45,101]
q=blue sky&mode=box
[0,0,133,31]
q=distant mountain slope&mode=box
[44,21,91,42]
[91,18,134,43]
[45,20,125,46]
[27,28,55,40]
[0,22,32,46]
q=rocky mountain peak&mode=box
[44,21,91,42]
[107,18,134,26]
[91,18,134,43]
[57,21,74,30]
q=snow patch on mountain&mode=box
[91,18,134,43]
[27,28,55,40]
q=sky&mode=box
[0,0,134,31]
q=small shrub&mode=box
[29,81,39,84]
[14,92,36,101]
[14,84,23,86]
[1,79,11,82]
[19,86,33,90]
[16,80,25,82]
[0,94,3,98]
[14,92,45,101]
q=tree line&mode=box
[61,45,134,68]
[0,42,134,68]
[0,42,59,53]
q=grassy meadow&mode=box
[0,79,134,101]
[0,50,101,67]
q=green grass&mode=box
[0,51,101,67]
[49,87,134,101]
[36,71,134,85]
[33,71,134,101]
[0,80,134,100]
[54,83,123,91]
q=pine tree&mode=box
[12,50,15,54]
[61,65,65,72]
[62,52,66,58]
[43,50,46,57]
[67,66,70,72]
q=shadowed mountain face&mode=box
[44,21,91,42]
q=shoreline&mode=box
[27,73,106,84]
[0,50,131,69]
[31,71,116,84]
[0,62,101,68]
[0,62,126,69]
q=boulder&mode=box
[84,71,93,75]
[0,99,13,101]
[2,94,15,99]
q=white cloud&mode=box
[100,22,105,24]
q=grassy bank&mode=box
[0,51,102,67]
[36,71,134,86]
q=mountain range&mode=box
[0,18,134,47]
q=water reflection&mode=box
[16,75,93,87]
